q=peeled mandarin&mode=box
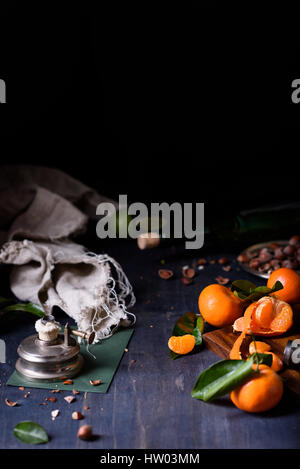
[168,334,196,355]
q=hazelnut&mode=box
[282,260,294,269]
[158,269,174,280]
[289,235,300,246]
[218,257,229,265]
[274,248,286,260]
[197,258,207,265]
[283,245,295,256]
[77,425,93,440]
[258,249,272,262]
[261,262,271,272]
[237,253,248,263]
[249,259,260,270]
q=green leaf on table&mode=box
[170,312,204,360]
[14,421,49,445]
[2,302,45,318]
[191,353,272,401]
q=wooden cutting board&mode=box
[203,326,300,396]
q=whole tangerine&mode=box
[198,284,243,327]
[267,267,300,304]
[230,365,283,413]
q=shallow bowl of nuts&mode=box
[237,235,300,279]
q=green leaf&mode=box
[170,312,204,360]
[191,353,272,401]
[252,286,272,294]
[231,280,257,295]
[271,280,284,293]
[194,316,204,345]
[231,279,284,303]
[14,421,49,445]
[233,290,249,300]
[192,326,203,347]
[2,302,45,318]
[253,352,273,367]
[191,358,254,401]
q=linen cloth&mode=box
[0,166,135,341]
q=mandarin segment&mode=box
[249,341,271,355]
[254,297,275,329]
[168,334,196,355]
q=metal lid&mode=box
[17,333,80,364]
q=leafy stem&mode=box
[0,297,45,318]
[231,279,283,303]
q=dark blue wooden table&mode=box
[1,239,300,449]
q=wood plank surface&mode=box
[203,326,300,396]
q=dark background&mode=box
[1,4,300,220]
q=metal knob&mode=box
[71,329,95,345]
[63,323,95,346]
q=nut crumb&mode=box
[64,395,76,404]
[51,409,60,420]
[63,379,73,385]
[5,398,18,407]
[215,276,230,285]
[90,379,101,386]
[45,397,57,403]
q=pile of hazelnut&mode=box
[237,235,300,274]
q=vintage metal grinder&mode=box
[15,315,95,382]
